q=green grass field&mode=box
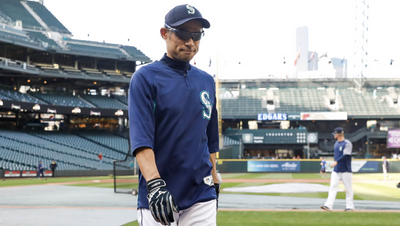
[122,211,400,226]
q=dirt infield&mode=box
[2,177,388,188]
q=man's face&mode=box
[161,20,203,62]
[334,133,339,140]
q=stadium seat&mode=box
[30,93,94,108]
[0,0,44,29]
[82,95,128,109]
[26,1,70,34]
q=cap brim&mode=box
[169,17,210,28]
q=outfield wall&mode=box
[1,161,400,177]
[217,160,400,173]
[0,170,134,178]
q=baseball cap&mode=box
[165,4,210,28]
[332,127,344,135]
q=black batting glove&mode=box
[147,178,179,225]
[215,183,220,210]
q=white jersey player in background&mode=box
[321,127,355,211]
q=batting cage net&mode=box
[113,134,139,195]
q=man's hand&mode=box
[215,183,220,210]
[147,178,179,225]
[330,161,338,168]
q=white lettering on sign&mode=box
[388,138,400,143]
[258,113,288,121]
[282,162,298,168]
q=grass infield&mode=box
[122,211,400,226]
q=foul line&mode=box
[218,208,400,212]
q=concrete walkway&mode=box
[1,185,400,226]
[0,185,137,226]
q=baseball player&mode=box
[320,157,327,179]
[382,156,390,180]
[321,127,354,211]
[128,4,219,226]
[37,161,44,180]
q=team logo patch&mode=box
[199,91,212,120]
[186,5,195,14]
[203,175,214,186]
[339,146,343,151]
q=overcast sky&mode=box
[42,0,400,79]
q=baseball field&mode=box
[1,173,400,225]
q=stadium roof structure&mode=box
[0,0,151,63]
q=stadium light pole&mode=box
[353,0,369,90]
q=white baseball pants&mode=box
[137,199,217,226]
[324,171,354,210]
[383,167,388,179]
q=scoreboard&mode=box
[228,129,318,144]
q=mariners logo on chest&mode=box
[199,90,212,120]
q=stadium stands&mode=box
[31,131,126,160]
[30,93,94,108]
[81,67,105,77]
[0,29,32,43]
[0,129,134,170]
[123,46,151,62]
[26,1,70,33]
[0,136,92,170]
[0,0,44,29]
[102,69,124,79]
[26,31,60,49]
[76,131,129,154]
[339,88,400,116]
[0,57,39,73]
[82,95,128,109]
[67,43,126,57]
[277,88,327,112]
[33,63,61,73]
[59,65,83,75]
[0,87,47,104]
[221,97,263,118]
[113,95,128,105]
[220,87,400,118]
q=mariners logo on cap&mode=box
[186,5,195,14]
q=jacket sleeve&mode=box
[128,69,156,156]
[207,80,219,154]
[343,141,352,155]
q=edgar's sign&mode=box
[257,113,287,121]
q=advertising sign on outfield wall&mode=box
[22,171,38,177]
[325,161,378,173]
[388,129,400,148]
[248,161,300,172]
[4,171,21,177]
[300,112,347,120]
[44,171,53,177]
